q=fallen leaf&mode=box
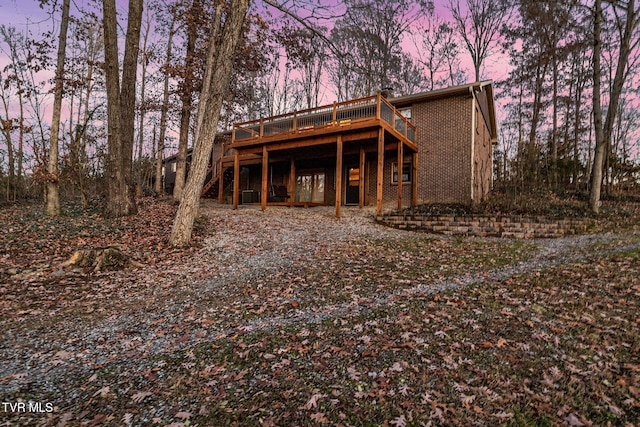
[93,386,111,398]
[305,393,325,410]
[131,391,152,403]
[122,413,133,425]
[310,412,328,423]
[563,414,585,426]
[175,411,191,420]
[389,414,406,427]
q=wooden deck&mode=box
[231,94,417,153]
[214,94,418,217]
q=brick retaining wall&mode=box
[377,212,593,238]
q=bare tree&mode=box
[170,0,249,246]
[448,0,509,82]
[103,0,143,217]
[173,0,200,202]
[136,5,154,163]
[329,0,432,99]
[277,22,328,109]
[412,16,464,90]
[0,26,29,196]
[46,0,71,216]
[155,5,177,196]
[0,70,17,201]
[65,14,103,208]
[590,0,640,213]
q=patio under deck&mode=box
[228,94,418,217]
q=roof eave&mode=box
[390,81,498,141]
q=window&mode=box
[348,167,360,187]
[392,161,411,184]
[398,107,412,120]
[171,162,177,173]
[296,172,325,203]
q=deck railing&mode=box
[233,95,416,144]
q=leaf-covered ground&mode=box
[1,198,639,426]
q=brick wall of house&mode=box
[367,152,414,209]
[368,94,476,209]
[473,95,493,202]
[412,95,473,204]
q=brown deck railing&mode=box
[233,95,416,144]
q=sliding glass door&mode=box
[296,171,325,203]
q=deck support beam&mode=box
[289,157,296,207]
[335,135,343,218]
[261,145,268,211]
[397,140,403,210]
[233,151,240,209]
[412,152,418,206]
[376,128,384,215]
[359,146,365,208]
[218,162,224,203]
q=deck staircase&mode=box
[201,162,234,199]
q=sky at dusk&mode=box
[0,0,540,159]
[0,0,509,86]
[1,0,52,33]
[1,0,638,164]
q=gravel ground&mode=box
[1,201,639,409]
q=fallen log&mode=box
[59,245,143,273]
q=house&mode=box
[391,81,498,205]
[164,81,498,217]
[163,132,230,196]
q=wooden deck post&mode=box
[233,151,240,209]
[412,151,418,206]
[335,135,343,218]
[289,157,296,207]
[261,145,268,211]
[218,160,224,203]
[359,146,365,208]
[397,140,403,210]
[376,128,384,215]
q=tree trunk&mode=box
[137,10,152,163]
[193,5,223,151]
[170,0,249,247]
[550,50,558,189]
[46,0,70,216]
[119,0,143,211]
[14,82,25,200]
[103,0,142,217]
[75,25,99,208]
[590,0,638,213]
[572,57,585,185]
[102,0,125,216]
[0,90,16,202]
[590,0,605,213]
[173,0,200,202]
[155,9,177,196]
[528,60,547,148]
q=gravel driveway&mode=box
[1,201,639,401]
